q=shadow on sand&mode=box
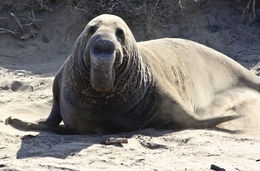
[15,123,240,159]
[16,128,176,159]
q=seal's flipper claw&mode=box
[5,117,49,130]
[196,114,241,129]
[5,117,70,134]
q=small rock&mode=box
[42,35,49,43]
[210,164,225,171]
[104,137,128,145]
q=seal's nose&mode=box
[93,39,115,55]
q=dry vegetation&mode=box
[0,0,259,40]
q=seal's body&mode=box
[7,14,260,134]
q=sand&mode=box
[0,1,260,170]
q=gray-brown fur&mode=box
[6,14,260,134]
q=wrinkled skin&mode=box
[6,14,260,134]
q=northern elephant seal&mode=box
[6,14,260,134]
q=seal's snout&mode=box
[93,39,115,55]
[89,35,117,92]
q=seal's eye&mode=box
[116,28,124,39]
[89,26,98,34]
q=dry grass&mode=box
[63,0,259,37]
[0,0,258,39]
[242,0,257,23]
[64,0,200,38]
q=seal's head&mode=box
[80,14,137,92]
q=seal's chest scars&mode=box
[6,14,260,134]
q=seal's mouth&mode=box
[88,35,122,92]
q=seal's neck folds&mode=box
[71,46,151,114]
[115,47,152,107]
[92,48,151,106]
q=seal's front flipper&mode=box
[44,71,63,127]
[44,98,62,127]
[5,117,71,135]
